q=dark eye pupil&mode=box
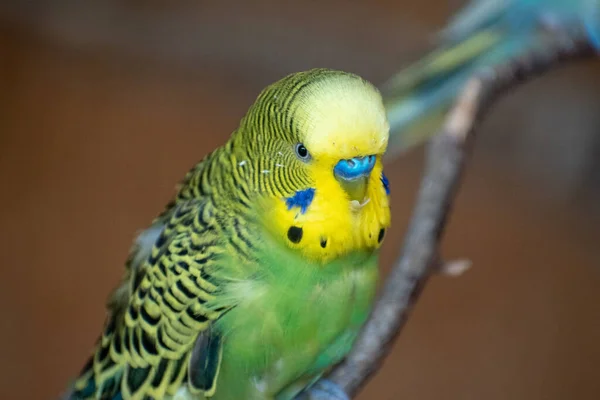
[296,144,308,158]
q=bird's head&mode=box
[233,69,391,263]
[287,71,389,203]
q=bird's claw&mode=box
[295,379,350,400]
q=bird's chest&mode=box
[215,257,378,398]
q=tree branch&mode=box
[328,29,596,398]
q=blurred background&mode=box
[1,1,599,399]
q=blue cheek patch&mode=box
[285,188,316,214]
[381,172,390,195]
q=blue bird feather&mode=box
[381,173,390,196]
[285,188,316,214]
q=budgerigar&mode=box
[382,0,600,157]
[64,69,391,400]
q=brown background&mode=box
[1,1,599,399]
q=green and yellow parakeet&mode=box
[65,69,391,400]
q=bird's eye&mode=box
[295,143,310,161]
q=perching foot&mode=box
[295,379,350,400]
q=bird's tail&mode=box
[380,0,579,160]
[381,28,507,160]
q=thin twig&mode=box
[328,30,596,398]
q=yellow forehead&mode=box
[292,76,389,159]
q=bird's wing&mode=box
[71,198,232,399]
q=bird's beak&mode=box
[333,155,376,202]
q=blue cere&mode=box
[333,155,376,180]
